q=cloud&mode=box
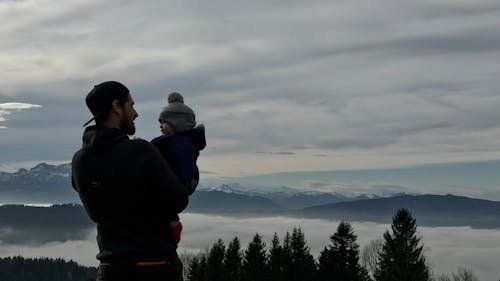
[1,0,500,175]
[298,180,411,196]
[0,102,41,110]
[255,151,296,155]
[0,231,99,267]
[1,214,499,280]
[0,102,42,129]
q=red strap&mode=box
[136,261,170,266]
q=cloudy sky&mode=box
[1,0,500,181]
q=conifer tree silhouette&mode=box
[269,232,284,281]
[318,221,370,281]
[223,237,243,281]
[290,227,317,281]
[243,233,269,281]
[375,208,430,281]
[207,239,225,281]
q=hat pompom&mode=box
[168,92,184,104]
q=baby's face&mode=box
[160,121,175,135]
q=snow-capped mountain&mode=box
[0,162,71,182]
[0,163,76,204]
[198,183,376,209]
[199,183,301,196]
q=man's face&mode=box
[119,95,138,135]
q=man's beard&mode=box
[121,120,136,135]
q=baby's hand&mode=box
[132,136,143,141]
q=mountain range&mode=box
[1,162,499,230]
[1,192,499,246]
[198,183,384,209]
[0,163,76,203]
[0,163,380,208]
[297,194,500,228]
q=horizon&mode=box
[2,159,500,200]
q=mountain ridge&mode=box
[2,162,499,229]
[0,162,383,207]
[0,163,75,203]
[295,193,500,228]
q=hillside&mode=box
[187,190,282,214]
[1,193,500,246]
[297,194,500,228]
[0,204,93,244]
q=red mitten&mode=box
[169,220,183,244]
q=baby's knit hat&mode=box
[158,92,196,133]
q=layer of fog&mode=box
[1,213,499,280]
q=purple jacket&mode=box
[151,124,206,195]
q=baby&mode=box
[151,92,206,244]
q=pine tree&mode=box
[374,208,430,281]
[207,239,226,281]
[318,221,370,281]
[243,233,269,281]
[187,252,208,281]
[187,256,202,281]
[290,227,317,281]
[198,254,208,281]
[268,232,284,281]
[223,237,243,281]
[318,246,333,280]
[281,231,294,281]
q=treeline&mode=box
[185,208,484,281]
[0,256,96,281]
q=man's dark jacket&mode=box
[71,125,189,263]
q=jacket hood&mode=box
[183,123,206,151]
[82,125,128,151]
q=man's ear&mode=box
[110,100,122,115]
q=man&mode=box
[72,81,188,281]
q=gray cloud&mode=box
[255,151,296,155]
[318,138,394,150]
[1,0,500,172]
[0,102,42,129]
[298,180,413,197]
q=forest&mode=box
[0,256,96,281]
[184,208,485,281]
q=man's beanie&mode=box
[83,81,130,127]
[158,92,196,133]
